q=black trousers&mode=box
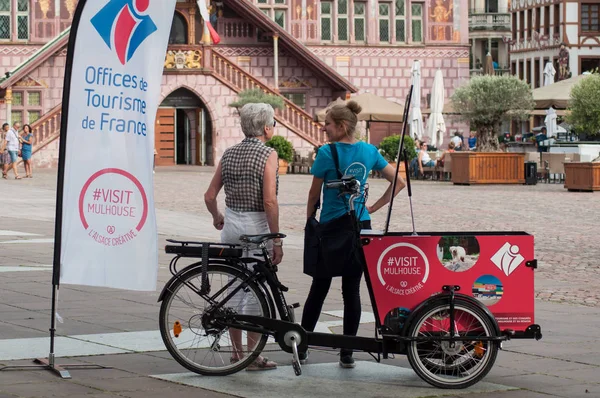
[300,220,370,356]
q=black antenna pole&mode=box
[403,149,418,236]
[384,84,413,234]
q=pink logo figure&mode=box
[91,0,157,65]
[491,242,524,276]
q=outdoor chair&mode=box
[564,153,581,162]
[289,153,312,174]
[546,153,568,183]
[436,153,452,181]
[416,151,438,180]
[524,152,540,167]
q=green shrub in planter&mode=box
[265,135,294,163]
[378,135,417,163]
[229,88,285,110]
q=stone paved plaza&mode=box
[21,166,600,306]
[0,166,599,398]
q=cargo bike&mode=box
[157,88,542,389]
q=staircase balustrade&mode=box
[211,52,325,146]
[30,104,62,153]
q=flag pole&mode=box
[0,0,106,378]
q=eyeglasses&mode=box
[273,120,277,127]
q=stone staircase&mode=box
[26,53,325,167]
[210,52,325,147]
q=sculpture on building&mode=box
[209,1,223,29]
[557,43,570,81]
[165,51,176,69]
[430,0,453,41]
[39,0,50,19]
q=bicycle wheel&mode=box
[406,298,499,389]
[159,264,271,375]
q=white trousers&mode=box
[220,208,270,315]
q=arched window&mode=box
[169,12,188,44]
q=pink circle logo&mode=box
[78,168,148,247]
[376,243,430,296]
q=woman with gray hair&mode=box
[204,103,282,371]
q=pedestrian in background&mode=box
[468,131,477,151]
[20,124,33,178]
[2,122,22,179]
[1,123,10,178]
[451,132,464,151]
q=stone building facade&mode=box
[510,0,600,89]
[0,0,470,168]
[468,0,512,75]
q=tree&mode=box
[451,75,534,152]
[567,73,600,139]
[229,88,284,110]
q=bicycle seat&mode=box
[239,233,286,244]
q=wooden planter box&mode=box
[564,162,600,192]
[451,152,525,185]
[278,159,289,175]
[389,162,408,182]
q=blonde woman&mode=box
[301,101,405,368]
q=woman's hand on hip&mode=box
[272,246,283,265]
[213,213,225,230]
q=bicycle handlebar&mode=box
[325,176,361,194]
[325,176,362,212]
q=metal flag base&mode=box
[0,281,111,379]
[0,355,111,379]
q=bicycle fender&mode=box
[401,292,500,337]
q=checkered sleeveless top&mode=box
[221,137,278,212]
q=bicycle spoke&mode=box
[160,266,270,375]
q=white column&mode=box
[5,88,11,124]
[273,34,279,91]
[471,39,476,68]
[530,57,534,87]
[301,0,307,40]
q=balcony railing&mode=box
[470,68,512,77]
[469,8,509,14]
[469,13,511,31]
[216,18,257,44]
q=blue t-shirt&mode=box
[311,142,388,223]
[468,136,477,149]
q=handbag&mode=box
[303,144,363,278]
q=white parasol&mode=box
[544,107,557,138]
[426,69,446,148]
[410,60,424,140]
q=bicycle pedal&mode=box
[292,359,302,376]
